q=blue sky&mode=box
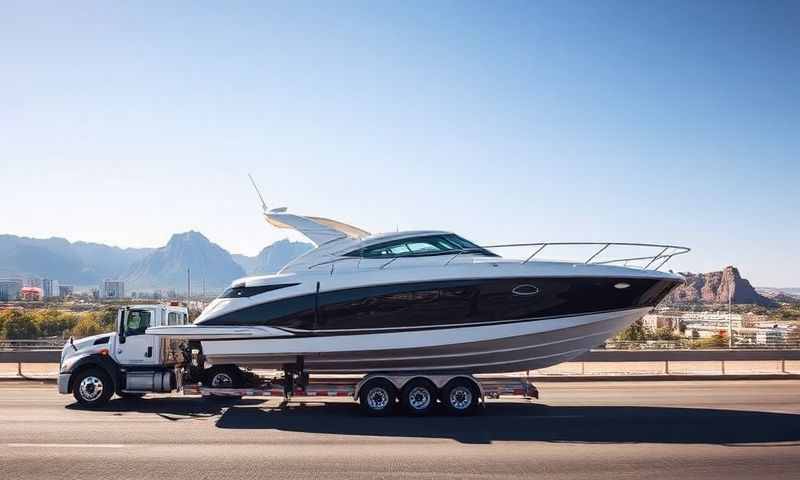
[1,1,798,286]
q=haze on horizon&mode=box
[1,2,798,287]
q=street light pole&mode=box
[728,287,733,348]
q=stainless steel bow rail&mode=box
[480,242,691,270]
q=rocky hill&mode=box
[666,266,777,307]
[124,231,245,292]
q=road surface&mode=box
[1,380,799,479]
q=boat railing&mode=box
[307,242,690,273]
[477,242,690,271]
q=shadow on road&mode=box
[65,396,264,421]
[214,402,800,445]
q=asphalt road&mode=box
[1,380,799,480]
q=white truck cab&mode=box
[58,303,190,406]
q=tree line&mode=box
[0,308,118,340]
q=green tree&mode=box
[2,311,40,339]
[696,333,728,349]
[616,319,647,341]
[33,310,79,338]
[70,313,107,338]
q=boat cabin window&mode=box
[347,234,496,258]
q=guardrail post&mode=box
[17,361,22,377]
[664,360,669,374]
[782,359,787,374]
[721,360,725,375]
[581,362,585,375]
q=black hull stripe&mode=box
[199,305,651,341]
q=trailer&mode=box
[182,370,538,415]
[56,304,538,415]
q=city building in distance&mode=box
[101,280,125,299]
[42,278,60,298]
[0,278,24,301]
[58,285,74,297]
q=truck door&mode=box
[116,309,158,365]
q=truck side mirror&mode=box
[118,309,127,344]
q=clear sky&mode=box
[1,1,798,286]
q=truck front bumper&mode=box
[58,373,71,394]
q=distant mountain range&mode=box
[0,232,312,293]
[666,266,797,306]
[232,239,313,277]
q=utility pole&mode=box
[728,286,733,348]
[187,268,191,306]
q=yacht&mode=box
[148,206,688,374]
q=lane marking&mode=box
[7,443,125,448]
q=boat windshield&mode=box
[346,234,497,259]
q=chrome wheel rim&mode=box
[211,373,233,387]
[79,376,103,402]
[449,386,473,410]
[408,386,432,410]
[367,386,389,410]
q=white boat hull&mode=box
[197,306,651,373]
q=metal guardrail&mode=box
[1,347,799,366]
[603,339,800,351]
[0,339,64,351]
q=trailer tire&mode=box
[204,365,243,388]
[441,378,479,416]
[72,367,114,407]
[358,378,397,416]
[400,378,438,416]
[203,365,244,400]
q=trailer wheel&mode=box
[72,367,114,407]
[204,365,243,388]
[441,378,479,415]
[400,378,437,416]
[358,378,397,416]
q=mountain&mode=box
[0,234,152,284]
[666,266,777,307]
[232,239,313,275]
[756,288,800,304]
[124,231,245,292]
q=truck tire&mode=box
[400,377,437,416]
[72,368,114,407]
[441,378,480,415]
[358,378,397,416]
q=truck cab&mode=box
[58,303,191,406]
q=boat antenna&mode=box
[248,173,268,213]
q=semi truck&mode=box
[57,304,538,415]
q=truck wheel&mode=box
[72,368,114,407]
[400,378,437,416]
[358,378,397,416]
[441,378,479,415]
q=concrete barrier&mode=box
[0,351,60,363]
